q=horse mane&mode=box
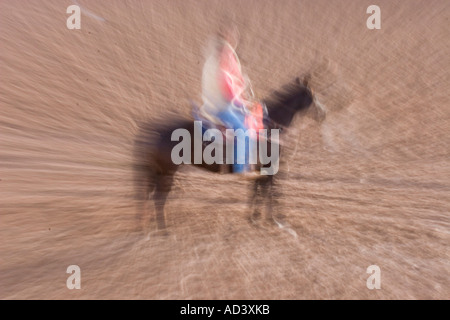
[262,77,313,127]
[263,79,300,110]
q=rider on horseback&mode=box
[199,29,265,175]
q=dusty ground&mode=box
[1,0,449,299]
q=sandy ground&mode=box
[1,0,449,299]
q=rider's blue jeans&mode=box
[217,107,248,173]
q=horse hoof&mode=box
[249,211,261,225]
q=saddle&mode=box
[191,100,269,142]
[191,101,271,176]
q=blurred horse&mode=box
[133,76,325,232]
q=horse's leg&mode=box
[261,175,282,225]
[266,174,297,238]
[258,176,274,222]
[249,178,262,222]
[266,176,290,231]
[153,172,174,232]
[266,175,275,222]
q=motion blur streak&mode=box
[1,0,449,299]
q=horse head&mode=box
[263,75,325,128]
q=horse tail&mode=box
[132,122,159,201]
